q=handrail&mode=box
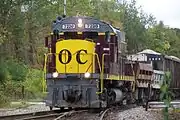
[94,53,101,73]
[42,53,48,93]
[42,52,102,92]
[96,53,108,94]
[130,61,136,92]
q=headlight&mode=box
[78,23,83,28]
[52,72,58,78]
[78,18,82,23]
[77,18,83,28]
[84,72,90,78]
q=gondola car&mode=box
[43,16,136,109]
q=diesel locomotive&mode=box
[43,15,180,110]
[43,16,136,109]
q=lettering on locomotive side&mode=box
[56,40,95,73]
[58,49,72,64]
[76,49,88,64]
[58,49,88,64]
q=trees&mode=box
[0,0,180,64]
[0,0,180,104]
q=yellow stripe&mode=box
[77,32,82,34]
[110,33,115,35]
[106,75,135,81]
[98,33,105,35]
[59,32,64,35]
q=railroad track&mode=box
[99,108,110,120]
[99,104,138,120]
[0,104,138,120]
[54,110,88,120]
[0,109,69,120]
[0,108,89,120]
[148,101,180,109]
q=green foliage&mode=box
[160,72,174,120]
[0,91,10,107]
[23,68,44,99]
[0,60,9,86]
[0,58,44,106]
[6,59,28,82]
[1,0,180,64]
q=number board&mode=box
[61,23,100,30]
[84,24,100,29]
[53,17,115,33]
[62,24,76,29]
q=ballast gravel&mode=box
[0,104,50,116]
[116,107,162,120]
[1,104,179,120]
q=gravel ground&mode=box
[1,104,180,120]
[115,107,163,120]
[0,104,50,116]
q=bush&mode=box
[23,68,44,99]
[0,58,45,106]
[0,60,9,87]
[6,59,28,82]
[0,91,10,107]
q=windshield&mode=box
[64,32,98,41]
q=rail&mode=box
[147,101,180,110]
[0,110,62,120]
[99,108,110,120]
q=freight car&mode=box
[127,49,180,103]
[43,16,136,110]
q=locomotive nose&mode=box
[56,39,95,74]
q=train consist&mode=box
[43,15,180,110]
[127,49,180,102]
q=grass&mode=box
[0,100,30,109]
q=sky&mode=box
[135,0,180,28]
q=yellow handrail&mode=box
[96,53,108,94]
[42,53,48,93]
[94,53,101,73]
[42,52,55,93]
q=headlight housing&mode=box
[52,72,58,78]
[77,18,83,28]
[84,72,90,78]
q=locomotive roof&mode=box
[130,49,180,63]
[52,16,117,33]
[137,49,161,55]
